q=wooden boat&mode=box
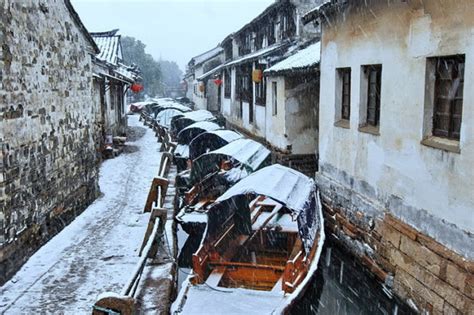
[172,164,325,314]
[174,121,222,171]
[176,138,271,234]
[170,110,215,140]
[188,129,242,161]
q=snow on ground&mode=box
[0,115,162,314]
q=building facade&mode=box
[189,0,324,176]
[304,1,473,313]
[91,30,137,141]
[0,0,101,284]
[186,46,224,111]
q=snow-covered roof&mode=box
[302,0,335,25]
[197,64,224,81]
[91,30,121,65]
[115,63,138,82]
[216,164,314,214]
[192,46,223,67]
[225,42,287,67]
[210,138,270,171]
[265,42,321,75]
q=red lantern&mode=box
[213,78,223,86]
[131,83,144,93]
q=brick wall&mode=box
[0,1,101,284]
[322,198,473,314]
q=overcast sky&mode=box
[72,0,274,71]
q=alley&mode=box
[0,115,161,314]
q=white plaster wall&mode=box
[255,105,266,138]
[221,72,232,116]
[318,1,474,247]
[265,77,289,150]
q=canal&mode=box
[177,229,415,315]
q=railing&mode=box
[92,114,175,315]
[122,216,161,297]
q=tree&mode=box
[158,59,184,96]
[121,36,162,98]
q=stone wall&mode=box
[318,174,473,314]
[0,1,100,284]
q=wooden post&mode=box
[144,177,169,213]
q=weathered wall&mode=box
[0,0,100,284]
[284,74,318,155]
[206,80,219,113]
[291,0,323,41]
[265,76,288,150]
[318,0,473,313]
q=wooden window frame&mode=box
[366,65,382,127]
[224,69,231,99]
[432,55,464,141]
[272,82,277,116]
[340,67,351,121]
[255,64,266,106]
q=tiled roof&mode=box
[265,42,320,75]
[192,46,223,66]
[91,30,121,65]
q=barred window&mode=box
[224,69,231,98]
[432,55,464,140]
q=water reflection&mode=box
[291,236,415,315]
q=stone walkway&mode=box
[0,115,161,314]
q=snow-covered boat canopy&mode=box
[177,121,222,145]
[217,164,313,213]
[170,110,216,136]
[208,164,321,254]
[153,102,192,113]
[188,129,243,160]
[190,138,271,184]
[156,108,185,128]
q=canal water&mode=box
[176,228,415,315]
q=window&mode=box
[366,65,381,127]
[255,64,266,106]
[237,65,252,103]
[359,65,382,133]
[224,43,232,61]
[432,55,464,140]
[335,67,351,125]
[224,69,231,98]
[341,69,351,120]
[272,82,277,116]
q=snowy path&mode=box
[0,115,162,314]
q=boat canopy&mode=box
[208,164,321,254]
[177,121,222,145]
[170,110,215,136]
[189,130,242,160]
[156,108,185,128]
[155,102,191,113]
[190,138,271,184]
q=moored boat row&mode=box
[97,99,325,314]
